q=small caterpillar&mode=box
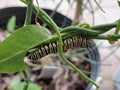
[26,36,92,62]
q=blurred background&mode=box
[0,0,120,90]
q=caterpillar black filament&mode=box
[26,36,92,62]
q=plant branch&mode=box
[72,0,83,25]
[21,1,98,88]
[93,0,105,13]
[90,22,117,31]
[91,34,120,40]
[50,0,63,18]
[33,5,99,90]
[22,70,29,90]
[59,50,99,89]
[61,26,102,35]
[24,0,33,25]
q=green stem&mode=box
[59,50,99,89]
[114,19,120,35]
[24,0,33,25]
[61,26,102,35]
[90,22,117,31]
[21,0,118,36]
[22,70,29,90]
[20,0,51,28]
[21,1,98,88]
[91,34,120,40]
[33,5,99,90]
[22,0,33,90]
[31,7,62,46]
[33,6,54,29]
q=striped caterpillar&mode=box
[26,36,92,62]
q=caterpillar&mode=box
[26,36,92,62]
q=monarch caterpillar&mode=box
[26,36,92,62]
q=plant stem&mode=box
[22,0,33,90]
[114,19,120,35]
[61,26,102,35]
[90,22,117,31]
[33,5,99,90]
[21,0,118,36]
[33,7,53,28]
[24,0,33,25]
[59,52,99,89]
[61,22,117,36]
[22,70,29,90]
[91,34,120,40]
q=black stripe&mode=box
[43,45,49,55]
[71,37,75,47]
[31,53,36,61]
[41,46,47,56]
[51,42,57,53]
[38,47,43,57]
[37,49,43,58]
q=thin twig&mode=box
[72,0,83,25]
[102,44,120,62]
[50,0,63,18]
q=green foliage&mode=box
[118,0,120,7]
[0,25,51,73]
[7,16,16,32]
[9,75,42,90]
[1,0,120,90]
[10,75,21,88]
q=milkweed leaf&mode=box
[7,16,16,32]
[10,82,42,90]
[0,25,51,73]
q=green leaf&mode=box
[10,82,42,90]
[118,1,120,7]
[9,75,42,90]
[7,16,16,32]
[0,25,51,73]
[28,83,42,90]
[10,75,21,88]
